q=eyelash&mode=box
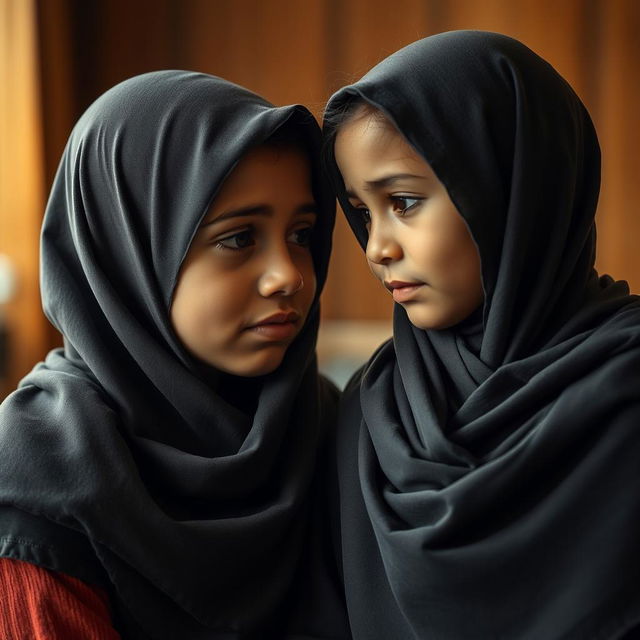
[215,229,254,251]
[391,196,422,214]
[289,225,314,247]
[214,225,315,252]
[353,196,423,224]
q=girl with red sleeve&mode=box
[0,71,348,639]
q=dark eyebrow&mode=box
[201,202,318,227]
[295,203,319,217]
[345,173,425,198]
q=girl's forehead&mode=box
[335,113,432,182]
[198,145,315,225]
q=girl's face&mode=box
[170,145,317,376]
[334,109,483,330]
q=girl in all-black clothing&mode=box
[323,30,640,639]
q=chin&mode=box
[406,307,467,331]
[219,350,287,378]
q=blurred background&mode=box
[1,0,639,395]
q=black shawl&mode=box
[0,71,348,638]
[324,31,640,639]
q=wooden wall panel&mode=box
[325,0,431,86]
[0,0,48,397]
[2,0,638,394]
[37,0,74,185]
[595,0,640,292]
[69,0,178,115]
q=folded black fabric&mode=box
[324,30,640,639]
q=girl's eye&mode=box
[288,225,314,247]
[391,196,422,215]
[215,229,255,251]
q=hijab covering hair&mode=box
[0,70,348,638]
[323,30,640,639]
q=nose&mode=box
[365,217,402,265]
[258,245,305,297]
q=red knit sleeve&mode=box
[0,557,120,639]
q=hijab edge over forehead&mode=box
[324,30,615,363]
[169,104,331,313]
[324,86,481,274]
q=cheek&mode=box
[444,241,482,302]
[199,272,259,335]
[172,261,243,337]
[367,261,385,282]
[416,219,480,282]
[449,230,482,283]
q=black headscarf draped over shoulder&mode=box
[0,71,348,638]
[324,31,640,639]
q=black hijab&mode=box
[0,71,348,638]
[324,31,640,639]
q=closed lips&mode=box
[384,281,423,291]
[249,311,300,327]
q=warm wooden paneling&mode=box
[37,0,74,185]
[325,0,431,86]
[1,0,638,394]
[0,0,49,397]
[178,0,331,112]
[595,0,640,292]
